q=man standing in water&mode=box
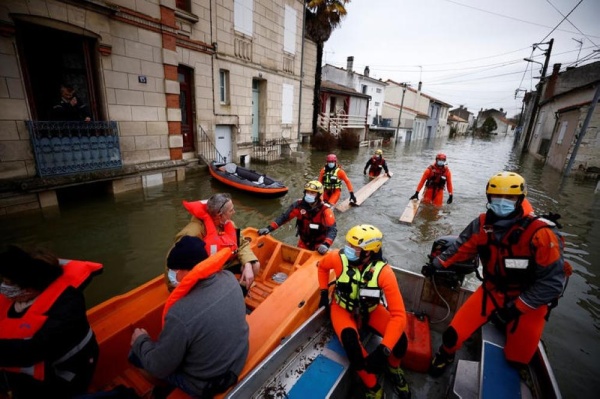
[410,153,453,207]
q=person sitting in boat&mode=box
[318,153,357,206]
[130,236,249,398]
[363,149,390,178]
[317,225,411,399]
[409,152,453,207]
[257,180,337,254]
[165,193,260,293]
[0,245,101,398]
[423,172,570,377]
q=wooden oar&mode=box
[399,186,426,224]
[335,172,393,212]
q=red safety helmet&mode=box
[326,154,337,162]
[436,153,447,161]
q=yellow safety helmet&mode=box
[304,180,324,195]
[375,149,383,155]
[346,224,383,253]
[486,172,527,197]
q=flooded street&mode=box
[1,134,598,398]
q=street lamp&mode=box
[395,83,408,143]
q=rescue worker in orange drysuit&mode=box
[423,172,570,377]
[318,225,411,399]
[363,149,390,178]
[410,153,453,207]
[318,154,357,206]
[258,181,337,255]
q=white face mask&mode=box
[489,198,517,217]
[167,269,179,287]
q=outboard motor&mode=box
[425,235,479,289]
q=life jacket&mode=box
[322,166,342,189]
[294,200,330,249]
[425,165,448,189]
[369,156,385,172]
[182,200,238,256]
[333,252,386,314]
[477,214,564,293]
[162,248,232,326]
[0,260,102,381]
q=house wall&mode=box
[0,0,313,181]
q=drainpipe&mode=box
[395,83,407,143]
[296,5,307,141]
[564,84,600,176]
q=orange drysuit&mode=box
[435,207,567,364]
[318,165,354,205]
[415,164,453,207]
[318,250,407,388]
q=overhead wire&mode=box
[545,0,598,48]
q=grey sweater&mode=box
[132,270,249,395]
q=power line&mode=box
[538,0,583,44]
[545,0,598,48]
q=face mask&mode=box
[167,269,179,287]
[436,160,445,167]
[0,283,26,299]
[327,162,335,168]
[304,193,317,204]
[344,245,360,262]
[489,198,517,217]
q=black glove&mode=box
[410,191,419,200]
[349,192,357,204]
[363,169,367,175]
[421,257,442,277]
[540,212,562,229]
[258,226,272,236]
[365,344,389,374]
[318,289,329,309]
[447,194,453,204]
[489,302,521,331]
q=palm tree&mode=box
[305,0,350,136]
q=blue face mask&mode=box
[344,245,360,262]
[489,198,517,217]
[327,162,336,168]
[436,160,445,167]
[304,193,317,204]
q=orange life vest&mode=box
[425,164,449,189]
[294,200,331,249]
[0,260,102,381]
[162,248,232,326]
[183,200,238,256]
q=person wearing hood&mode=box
[258,180,337,254]
[423,172,569,378]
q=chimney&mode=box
[418,81,422,91]
[364,66,370,77]
[347,56,354,72]
[543,63,562,101]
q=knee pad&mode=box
[340,328,365,369]
[392,332,408,358]
[442,327,458,348]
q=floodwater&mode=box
[1,134,598,398]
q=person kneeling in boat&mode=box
[423,172,570,377]
[166,193,260,293]
[317,225,411,399]
[0,245,101,398]
[130,236,249,398]
[258,180,337,255]
[363,149,390,179]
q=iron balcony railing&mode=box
[26,120,122,177]
[252,137,292,163]
[197,125,226,165]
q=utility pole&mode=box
[521,39,554,154]
[395,83,408,143]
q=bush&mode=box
[339,131,360,149]
[311,131,338,151]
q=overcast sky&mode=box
[323,0,600,117]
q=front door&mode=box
[252,80,260,143]
[178,65,195,152]
[215,125,232,163]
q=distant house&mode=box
[476,108,515,135]
[382,80,451,141]
[449,105,475,130]
[522,61,600,174]
[318,80,370,138]
[448,114,469,135]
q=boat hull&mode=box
[209,161,288,197]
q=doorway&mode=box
[215,125,232,163]
[252,80,260,143]
[178,65,195,152]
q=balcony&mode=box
[26,120,122,178]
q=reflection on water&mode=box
[1,135,598,397]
